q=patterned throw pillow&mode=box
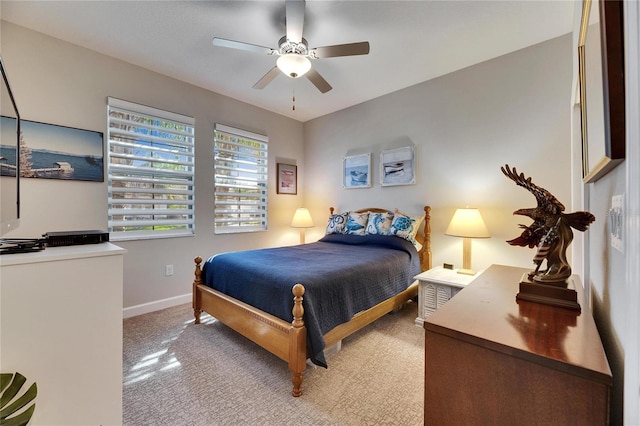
[390,209,424,243]
[326,212,349,234]
[344,211,370,235]
[366,211,394,235]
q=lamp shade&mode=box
[445,208,490,238]
[290,208,314,228]
[277,54,311,78]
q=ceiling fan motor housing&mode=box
[276,36,311,78]
[278,36,309,55]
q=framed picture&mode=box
[343,153,371,189]
[0,118,104,182]
[578,0,625,183]
[380,146,415,186]
[277,163,297,194]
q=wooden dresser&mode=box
[424,264,612,425]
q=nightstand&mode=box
[414,266,477,327]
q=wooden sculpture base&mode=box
[516,273,581,311]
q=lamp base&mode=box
[457,268,476,276]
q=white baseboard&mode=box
[123,293,191,318]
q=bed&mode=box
[192,206,432,396]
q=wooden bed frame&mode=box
[192,206,432,396]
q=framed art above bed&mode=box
[343,153,371,189]
[380,146,415,186]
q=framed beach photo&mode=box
[380,146,415,186]
[1,118,104,182]
[277,163,297,194]
[343,153,371,189]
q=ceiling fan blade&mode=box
[253,66,281,89]
[285,0,305,44]
[312,42,370,58]
[306,67,332,93]
[213,37,273,55]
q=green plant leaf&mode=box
[0,403,35,426]
[0,383,37,419]
[0,373,13,394]
[0,372,37,426]
[0,372,26,409]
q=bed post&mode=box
[289,283,306,397]
[193,256,203,324]
[420,206,432,271]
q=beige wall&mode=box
[4,9,639,423]
[303,35,573,273]
[2,22,574,306]
[1,21,306,309]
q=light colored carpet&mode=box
[123,301,424,425]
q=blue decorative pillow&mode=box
[366,211,394,235]
[344,211,370,235]
[326,212,349,234]
[390,209,424,243]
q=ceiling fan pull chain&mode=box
[292,90,296,111]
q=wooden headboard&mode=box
[328,206,432,272]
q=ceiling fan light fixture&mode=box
[277,54,311,78]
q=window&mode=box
[107,97,195,240]
[214,124,268,233]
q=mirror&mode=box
[578,0,625,183]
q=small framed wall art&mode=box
[343,153,371,189]
[277,163,297,194]
[380,146,415,186]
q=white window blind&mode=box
[214,124,268,233]
[107,97,195,240]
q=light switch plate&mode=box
[610,194,623,253]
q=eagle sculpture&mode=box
[501,164,595,285]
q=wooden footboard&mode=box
[193,257,307,396]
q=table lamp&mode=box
[445,208,490,275]
[290,207,314,244]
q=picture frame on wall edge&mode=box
[277,163,297,194]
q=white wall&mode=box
[1,21,306,310]
[303,35,573,274]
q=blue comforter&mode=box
[201,233,420,367]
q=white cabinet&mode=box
[414,266,476,326]
[0,243,126,425]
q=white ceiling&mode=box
[1,0,575,122]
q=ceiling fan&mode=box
[212,0,370,93]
